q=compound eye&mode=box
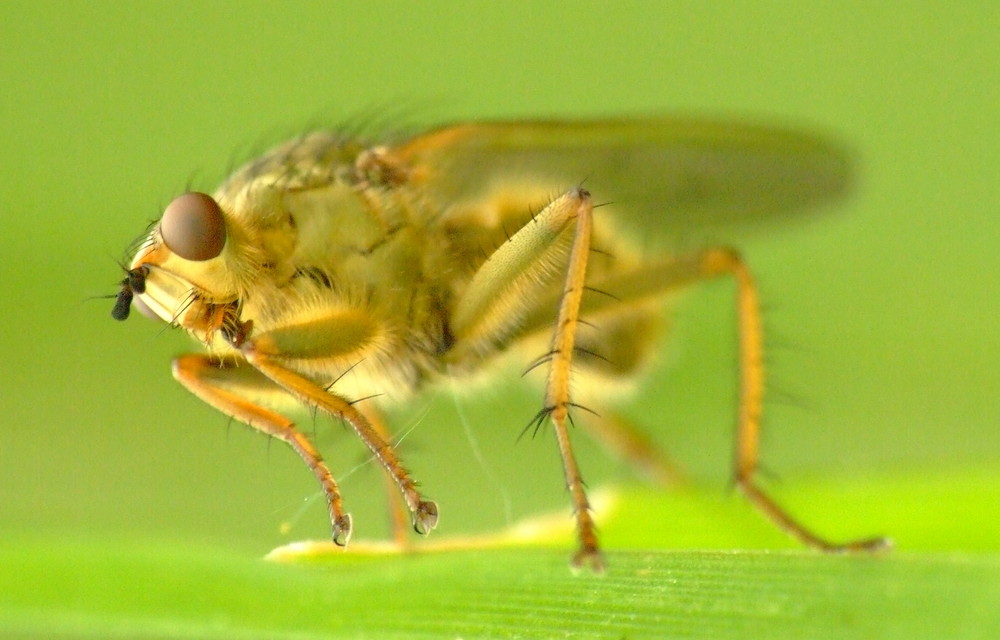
[160,192,227,261]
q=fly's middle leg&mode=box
[450,187,603,569]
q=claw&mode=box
[830,536,894,554]
[332,513,353,547]
[412,500,439,535]
[571,546,605,573]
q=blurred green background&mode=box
[1,1,996,556]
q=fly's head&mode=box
[114,192,251,348]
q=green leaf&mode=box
[2,471,997,639]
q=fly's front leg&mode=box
[239,344,439,537]
[172,354,354,545]
[353,404,413,547]
[451,187,602,569]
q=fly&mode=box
[113,118,890,569]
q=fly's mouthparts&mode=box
[127,266,148,294]
[111,287,133,321]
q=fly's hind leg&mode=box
[513,243,890,552]
[569,306,683,487]
[172,354,354,545]
[699,248,891,552]
[576,411,683,488]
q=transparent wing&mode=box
[391,118,853,235]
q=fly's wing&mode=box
[391,118,853,237]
